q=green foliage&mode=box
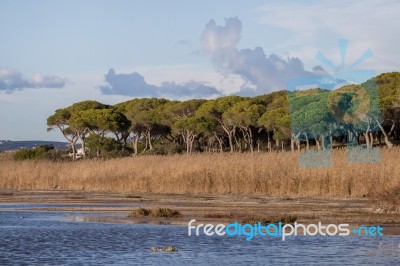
[68,100,110,112]
[14,149,44,160]
[14,145,55,161]
[70,109,131,135]
[224,100,265,128]
[196,96,245,122]
[85,134,129,158]
[288,90,332,137]
[47,72,400,155]
[141,141,183,155]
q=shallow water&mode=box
[0,204,399,265]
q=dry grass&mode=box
[240,214,298,225]
[0,151,14,161]
[1,148,400,197]
[128,208,181,218]
[375,185,400,211]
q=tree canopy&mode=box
[47,72,400,158]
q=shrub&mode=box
[85,134,132,158]
[14,148,45,160]
[141,142,183,155]
[38,149,69,161]
[127,208,181,218]
[14,145,67,161]
[128,208,151,217]
[150,208,181,218]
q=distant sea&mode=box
[0,140,68,151]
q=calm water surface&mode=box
[0,203,399,265]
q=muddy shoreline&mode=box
[1,190,399,235]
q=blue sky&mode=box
[0,0,399,141]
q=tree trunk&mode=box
[234,134,241,152]
[388,121,396,136]
[81,135,86,157]
[143,135,148,152]
[148,132,153,150]
[186,131,196,154]
[304,133,309,150]
[267,132,271,153]
[133,133,140,155]
[369,132,374,147]
[290,138,294,152]
[249,130,254,152]
[376,119,393,148]
[228,133,234,153]
[71,143,76,160]
[348,130,355,146]
[214,133,224,153]
[364,132,370,148]
[316,139,321,150]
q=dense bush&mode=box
[38,149,69,161]
[85,134,132,158]
[13,145,69,161]
[14,145,54,160]
[140,141,183,155]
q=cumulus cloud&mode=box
[0,68,67,92]
[201,17,313,93]
[99,68,222,99]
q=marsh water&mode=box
[0,203,399,265]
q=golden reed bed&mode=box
[1,148,399,197]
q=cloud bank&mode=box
[0,68,67,93]
[99,68,222,99]
[201,17,313,94]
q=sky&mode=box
[0,0,399,141]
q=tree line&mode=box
[47,72,400,159]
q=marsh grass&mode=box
[1,148,399,198]
[376,185,400,211]
[128,208,151,217]
[128,208,181,218]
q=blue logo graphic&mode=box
[286,39,381,168]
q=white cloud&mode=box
[256,0,400,73]
[200,17,312,94]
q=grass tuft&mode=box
[128,208,181,218]
[128,208,151,217]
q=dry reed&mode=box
[1,148,399,197]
